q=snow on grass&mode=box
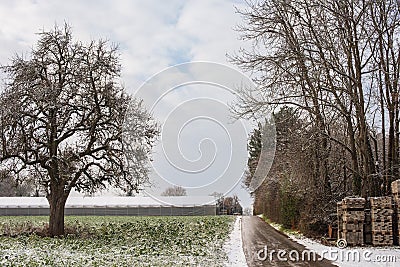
[0,216,235,267]
[223,216,248,267]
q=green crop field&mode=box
[0,216,235,266]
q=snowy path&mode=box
[221,215,400,267]
[224,216,248,266]
[265,219,400,267]
[241,216,336,266]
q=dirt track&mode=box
[241,216,337,266]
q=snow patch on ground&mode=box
[223,216,248,267]
[289,233,400,267]
[265,217,400,267]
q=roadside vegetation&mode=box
[259,215,301,238]
[238,0,400,237]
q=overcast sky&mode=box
[0,0,257,208]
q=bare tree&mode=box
[209,191,223,199]
[233,0,400,234]
[0,170,34,197]
[161,186,187,196]
[0,24,158,236]
[370,0,400,194]
[216,195,243,215]
[232,0,400,198]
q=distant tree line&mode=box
[216,195,243,215]
[161,186,187,196]
[235,0,400,235]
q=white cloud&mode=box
[0,0,256,208]
[177,0,248,62]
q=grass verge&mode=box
[259,214,302,238]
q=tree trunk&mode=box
[48,190,68,236]
[346,116,361,196]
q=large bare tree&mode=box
[233,0,400,197]
[0,25,158,236]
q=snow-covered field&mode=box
[0,216,236,266]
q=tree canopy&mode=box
[0,24,158,235]
[236,0,400,235]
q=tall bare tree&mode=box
[233,0,400,197]
[370,0,400,194]
[0,25,158,236]
[234,0,400,233]
[161,186,187,196]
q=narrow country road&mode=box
[241,216,337,267]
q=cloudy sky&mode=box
[0,0,258,208]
